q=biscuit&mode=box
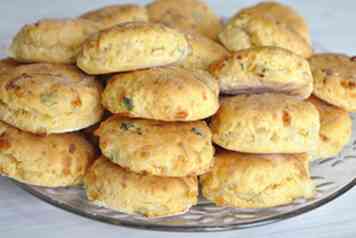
[308,96,352,160]
[0,58,20,75]
[0,121,95,187]
[219,13,312,58]
[102,66,219,121]
[76,22,189,75]
[238,1,311,44]
[0,63,103,134]
[84,156,198,217]
[147,0,222,40]
[9,18,99,63]
[210,94,320,153]
[309,53,356,112]
[200,151,314,208]
[95,116,214,177]
[179,31,229,70]
[79,4,148,30]
[209,46,313,99]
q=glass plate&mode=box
[5,40,356,232]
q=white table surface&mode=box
[1,0,356,237]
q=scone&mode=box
[76,22,189,75]
[9,18,99,63]
[0,58,20,74]
[0,121,95,187]
[147,0,222,40]
[179,31,229,70]
[209,46,313,99]
[308,96,352,160]
[84,156,198,217]
[238,1,311,44]
[79,4,148,30]
[219,13,312,58]
[309,53,356,111]
[102,66,219,121]
[95,116,214,177]
[0,63,103,134]
[200,151,314,208]
[210,94,320,153]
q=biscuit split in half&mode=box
[308,96,352,160]
[0,58,20,75]
[210,94,320,154]
[147,0,222,40]
[84,156,198,217]
[95,116,215,177]
[209,47,313,99]
[9,18,100,64]
[76,22,190,74]
[309,53,356,112]
[0,121,95,187]
[79,4,148,30]
[219,12,312,58]
[102,66,219,121]
[0,63,104,134]
[238,1,311,44]
[200,151,314,208]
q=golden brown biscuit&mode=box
[76,22,189,75]
[308,96,352,160]
[209,47,313,98]
[238,1,311,44]
[79,4,148,30]
[179,31,229,70]
[95,116,214,177]
[200,151,314,208]
[219,13,312,58]
[0,63,103,134]
[102,66,219,121]
[309,53,356,111]
[147,0,222,40]
[0,58,20,74]
[9,18,99,63]
[84,156,198,217]
[0,121,95,187]
[210,94,320,153]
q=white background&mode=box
[1,1,356,237]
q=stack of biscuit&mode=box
[0,0,353,217]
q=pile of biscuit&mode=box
[0,0,354,217]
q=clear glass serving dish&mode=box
[4,38,356,231]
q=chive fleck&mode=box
[122,97,134,111]
[192,127,204,136]
[120,122,135,130]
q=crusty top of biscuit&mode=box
[147,0,222,40]
[0,63,103,117]
[79,4,148,30]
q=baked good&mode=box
[76,22,189,74]
[79,4,148,30]
[84,156,198,217]
[9,18,99,63]
[147,0,222,40]
[200,151,314,208]
[179,31,229,70]
[0,121,95,187]
[0,58,20,74]
[210,94,320,153]
[309,53,356,111]
[102,66,219,121]
[308,96,352,160]
[209,46,313,99]
[0,63,103,134]
[219,13,312,58]
[238,1,311,44]
[95,116,214,177]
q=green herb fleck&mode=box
[240,63,245,70]
[120,121,143,135]
[192,127,204,136]
[122,97,134,111]
[40,92,57,107]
